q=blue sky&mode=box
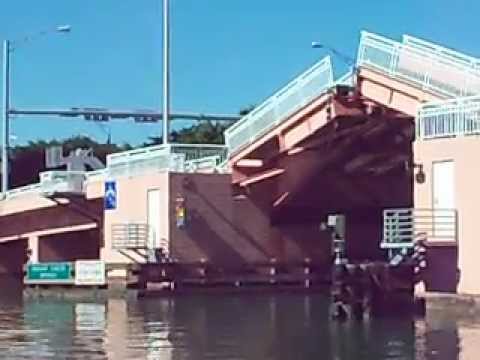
[0,0,479,146]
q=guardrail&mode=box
[357,31,480,98]
[417,95,480,139]
[382,208,457,250]
[224,56,334,156]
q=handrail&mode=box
[382,208,457,249]
[112,223,150,249]
[417,95,480,139]
[357,31,480,98]
[225,56,334,156]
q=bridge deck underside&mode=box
[0,197,103,242]
[231,88,415,222]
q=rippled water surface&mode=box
[0,279,479,359]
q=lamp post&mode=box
[2,25,71,195]
[162,0,170,145]
[311,42,356,68]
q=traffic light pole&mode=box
[163,0,170,144]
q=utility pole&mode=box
[163,0,170,144]
[2,40,10,194]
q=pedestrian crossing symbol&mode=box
[104,180,117,210]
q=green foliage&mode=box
[146,120,232,146]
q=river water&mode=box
[0,280,479,359]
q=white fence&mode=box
[224,56,334,156]
[357,31,480,98]
[417,95,480,139]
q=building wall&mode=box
[414,136,480,294]
[169,173,332,267]
[102,172,169,264]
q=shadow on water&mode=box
[0,284,478,359]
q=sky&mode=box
[0,0,479,146]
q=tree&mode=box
[145,120,231,146]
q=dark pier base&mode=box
[136,260,329,296]
[330,262,416,320]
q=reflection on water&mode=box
[0,279,479,359]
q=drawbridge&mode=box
[225,30,480,262]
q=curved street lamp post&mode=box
[2,25,71,195]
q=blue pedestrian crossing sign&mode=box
[104,180,117,210]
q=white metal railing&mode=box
[106,143,227,166]
[225,56,334,156]
[106,143,228,178]
[4,171,86,200]
[112,223,149,249]
[417,95,480,139]
[335,69,356,87]
[402,34,480,71]
[39,171,86,195]
[85,169,108,182]
[5,183,43,199]
[357,31,480,98]
[112,222,169,258]
[382,208,457,250]
[184,155,222,173]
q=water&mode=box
[0,280,479,359]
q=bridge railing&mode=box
[224,56,334,156]
[106,143,228,178]
[417,95,480,139]
[357,31,480,98]
[4,171,86,199]
[184,155,222,173]
[402,34,480,71]
[39,171,86,195]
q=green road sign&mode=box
[26,262,74,283]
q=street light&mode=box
[2,25,71,195]
[311,42,356,68]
